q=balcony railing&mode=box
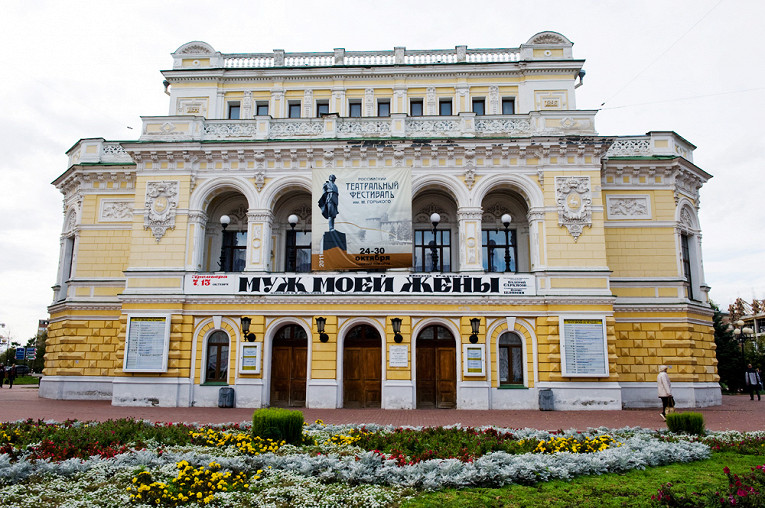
[138,111,598,142]
[220,47,520,69]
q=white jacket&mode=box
[657,371,672,397]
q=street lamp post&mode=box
[731,319,755,365]
[218,215,231,271]
[501,213,512,272]
[288,214,299,272]
[430,213,440,272]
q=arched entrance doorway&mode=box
[270,324,307,407]
[416,325,456,408]
[343,325,382,408]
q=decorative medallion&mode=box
[144,181,179,241]
[555,176,592,241]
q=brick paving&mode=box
[1,386,764,431]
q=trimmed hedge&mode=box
[666,412,705,435]
[252,408,304,444]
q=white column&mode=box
[186,211,208,270]
[246,209,273,272]
[457,207,483,272]
[527,209,545,271]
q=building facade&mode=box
[43,32,720,410]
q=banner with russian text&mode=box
[185,273,536,296]
[312,167,412,270]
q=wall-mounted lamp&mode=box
[240,316,256,342]
[391,317,403,343]
[316,316,329,343]
[469,317,481,344]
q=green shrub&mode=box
[666,412,705,435]
[251,408,304,444]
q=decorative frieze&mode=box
[555,176,592,241]
[99,199,134,222]
[144,181,179,241]
[606,195,651,220]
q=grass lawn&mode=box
[4,375,39,385]
[405,451,765,507]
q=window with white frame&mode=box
[498,332,524,385]
[227,102,241,119]
[205,331,229,383]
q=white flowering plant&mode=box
[0,418,714,506]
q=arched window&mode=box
[498,332,523,386]
[205,331,229,383]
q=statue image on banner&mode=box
[312,168,413,271]
[317,174,348,256]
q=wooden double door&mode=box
[343,325,382,408]
[416,325,457,409]
[270,325,307,407]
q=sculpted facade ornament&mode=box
[364,88,375,117]
[606,195,650,219]
[555,176,592,241]
[529,33,567,45]
[254,171,266,192]
[489,86,499,114]
[144,181,179,241]
[99,199,134,222]
[426,87,437,115]
[242,91,252,119]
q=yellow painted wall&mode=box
[613,310,717,383]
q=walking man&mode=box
[7,363,16,389]
[745,364,761,401]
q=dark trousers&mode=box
[748,385,761,400]
[660,396,673,415]
[7,377,13,389]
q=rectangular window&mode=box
[377,100,390,117]
[501,98,515,115]
[285,230,312,272]
[221,231,247,272]
[316,102,329,117]
[349,101,362,117]
[681,233,694,299]
[288,102,301,118]
[228,103,241,120]
[414,229,451,272]
[256,103,269,116]
[410,99,423,116]
[439,99,453,116]
[482,229,517,272]
[472,98,485,116]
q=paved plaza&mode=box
[1,386,763,431]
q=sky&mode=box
[0,0,763,342]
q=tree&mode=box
[712,301,744,393]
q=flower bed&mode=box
[0,419,712,506]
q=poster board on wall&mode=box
[123,315,171,373]
[462,344,486,377]
[312,168,412,270]
[239,343,261,374]
[559,316,609,377]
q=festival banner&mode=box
[311,168,412,270]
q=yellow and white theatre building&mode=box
[43,32,720,410]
